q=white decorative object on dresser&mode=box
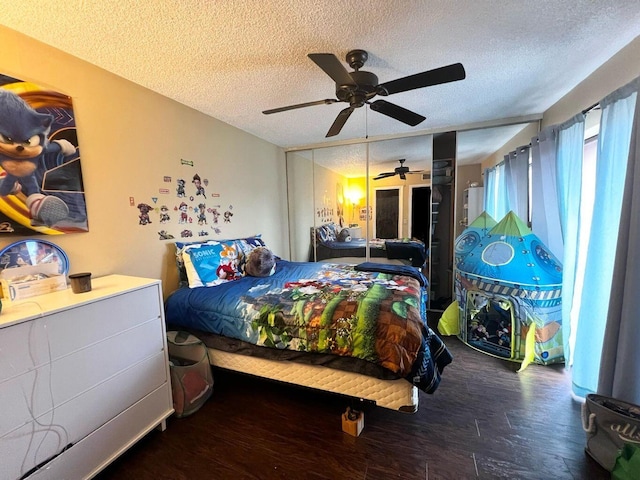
[0,275,174,480]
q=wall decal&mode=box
[0,74,89,235]
[158,230,174,240]
[192,173,206,198]
[140,165,238,239]
[136,203,153,225]
[176,179,186,197]
[180,159,193,166]
[159,205,170,223]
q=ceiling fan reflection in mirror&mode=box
[373,159,424,181]
[263,49,466,138]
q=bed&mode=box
[165,237,451,412]
[310,223,428,268]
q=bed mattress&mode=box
[207,347,419,412]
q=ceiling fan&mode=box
[373,159,424,181]
[262,49,465,138]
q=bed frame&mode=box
[206,347,419,412]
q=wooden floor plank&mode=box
[96,336,609,480]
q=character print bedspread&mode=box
[165,260,452,393]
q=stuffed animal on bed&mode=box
[244,247,276,277]
[338,228,352,242]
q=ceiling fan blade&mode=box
[378,63,466,95]
[407,170,425,174]
[308,53,356,86]
[326,107,354,137]
[369,100,426,126]
[263,99,337,115]
[373,172,397,180]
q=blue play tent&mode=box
[454,211,497,266]
[454,211,564,368]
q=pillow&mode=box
[244,247,276,277]
[316,223,338,243]
[175,235,267,287]
[234,235,266,258]
[181,241,240,288]
[327,222,339,239]
[175,239,220,288]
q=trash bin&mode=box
[167,331,214,418]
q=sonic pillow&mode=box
[182,241,240,288]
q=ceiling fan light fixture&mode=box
[263,50,465,138]
[373,159,425,181]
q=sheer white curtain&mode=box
[504,146,530,221]
[598,78,640,405]
[572,79,638,399]
[554,114,585,367]
[530,115,585,367]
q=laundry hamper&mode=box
[167,331,214,418]
[581,393,640,472]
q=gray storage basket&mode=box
[167,331,214,418]
[581,393,640,471]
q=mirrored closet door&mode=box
[286,134,436,300]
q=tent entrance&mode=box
[464,291,519,359]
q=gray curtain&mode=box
[597,88,640,405]
[504,145,530,221]
[531,127,563,260]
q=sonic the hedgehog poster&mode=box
[0,74,88,235]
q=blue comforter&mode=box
[165,260,451,393]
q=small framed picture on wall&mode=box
[359,206,371,221]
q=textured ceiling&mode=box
[1,1,639,168]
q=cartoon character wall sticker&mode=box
[134,165,235,241]
[159,205,170,223]
[0,76,89,235]
[136,203,153,225]
[197,203,207,225]
[178,202,189,224]
[192,174,206,198]
[176,179,186,198]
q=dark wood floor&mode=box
[96,335,609,480]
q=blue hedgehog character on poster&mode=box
[0,89,77,227]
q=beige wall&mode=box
[543,36,640,128]
[286,151,314,262]
[0,26,288,297]
[480,122,540,171]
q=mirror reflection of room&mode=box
[287,135,433,269]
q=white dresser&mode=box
[0,275,174,480]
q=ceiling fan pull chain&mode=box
[365,104,369,139]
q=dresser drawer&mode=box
[0,285,161,383]
[2,351,168,480]
[0,316,166,439]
